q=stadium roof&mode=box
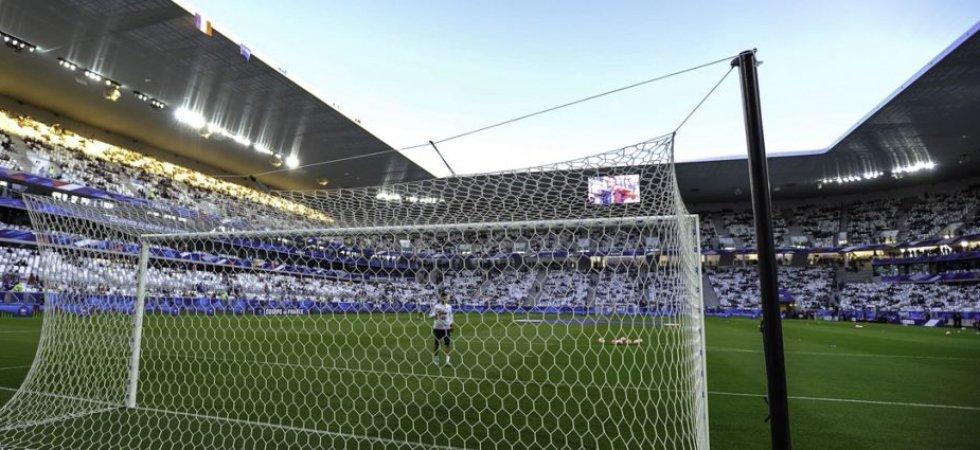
[0,0,431,191]
[677,21,980,203]
[0,2,976,203]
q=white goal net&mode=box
[0,134,708,449]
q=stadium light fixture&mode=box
[174,108,206,129]
[1,31,37,53]
[172,106,262,152]
[374,192,444,203]
[134,91,166,110]
[200,124,252,148]
[819,169,886,185]
[57,58,78,71]
[103,85,122,102]
[232,135,252,147]
[204,123,225,138]
[893,160,936,175]
[83,70,103,82]
[285,155,299,169]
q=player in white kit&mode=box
[428,293,454,367]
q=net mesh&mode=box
[0,134,708,450]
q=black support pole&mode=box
[731,49,792,450]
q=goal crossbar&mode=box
[140,214,697,242]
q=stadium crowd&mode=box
[695,183,979,250]
[0,109,329,227]
[705,266,835,309]
[793,205,839,243]
[905,189,980,241]
[0,109,977,319]
[839,282,980,313]
[847,199,900,245]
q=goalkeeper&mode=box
[427,293,454,367]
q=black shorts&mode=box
[433,328,451,345]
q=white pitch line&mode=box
[0,406,118,434]
[707,346,980,362]
[137,406,474,450]
[169,353,980,413]
[0,330,41,334]
[0,365,30,372]
[1,377,974,420]
[709,391,980,412]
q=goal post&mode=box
[126,243,151,409]
[2,133,709,450]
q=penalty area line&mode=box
[709,391,980,412]
[136,406,475,450]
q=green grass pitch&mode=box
[0,314,977,449]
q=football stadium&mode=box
[0,2,978,449]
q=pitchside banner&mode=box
[258,308,307,316]
[0,304,32,317]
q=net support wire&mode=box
[241,53,740,179]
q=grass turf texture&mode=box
[0,315,977,449]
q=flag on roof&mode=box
[194,14,213,37]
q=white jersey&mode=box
[429,303,454,330]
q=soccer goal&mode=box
[1,134,708,450]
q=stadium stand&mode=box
[536,271,589,307]
[847,198,900,245]
[698,212,717,248]
[0,109,329,227]
[792,204,840,244]
[839,282,980,312]
[0,107,977,322]
[705,266,834,309]
[904,186,980,240]
[720,209,757,247]
[593,271,645,307]
[444,269,483,304]
[0,131,23,171]
[479,270,535,305]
